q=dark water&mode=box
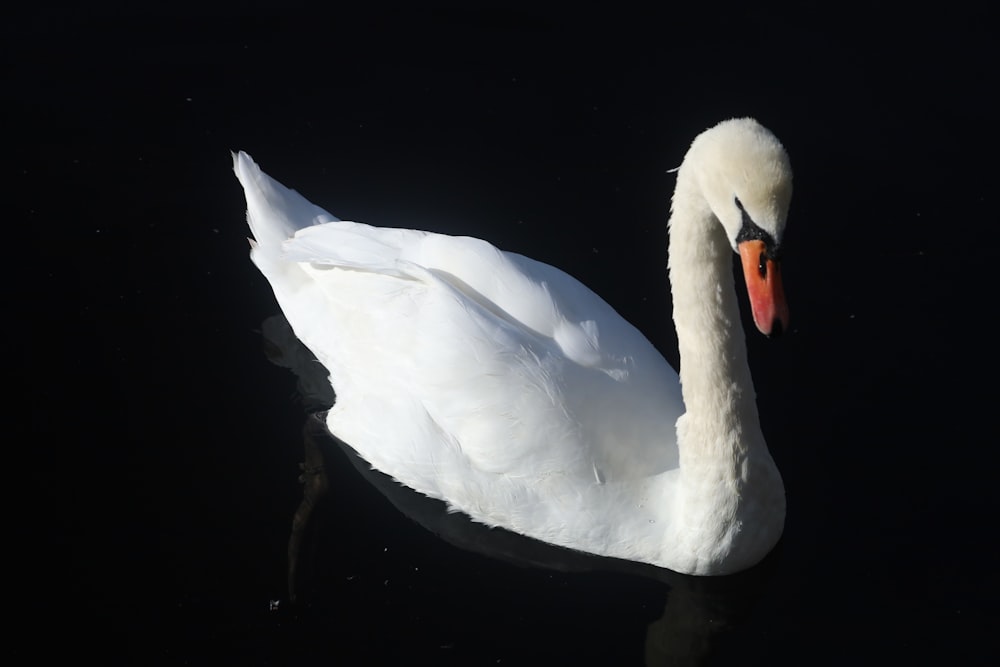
[14,6,997,665]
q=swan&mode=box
[234,117,792,576]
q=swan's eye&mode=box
[734,196,780,260]
[758,251,767,279]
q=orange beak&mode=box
[738,240,790,337]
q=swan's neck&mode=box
[661,170,786,574]
[668,175,764,468]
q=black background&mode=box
[11,4,998,665]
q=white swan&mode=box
[235,117,792,576]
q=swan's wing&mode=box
[290,224,682,480]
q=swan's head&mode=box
[684,117,793,336]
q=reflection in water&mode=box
[260,315,336,412]
[287,419,329,603]
[261,315,779,665]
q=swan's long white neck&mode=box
[668,169,764,466]
[662,157,783,575]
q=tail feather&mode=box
[232,151,339,258]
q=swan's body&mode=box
[236,118,792,575]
